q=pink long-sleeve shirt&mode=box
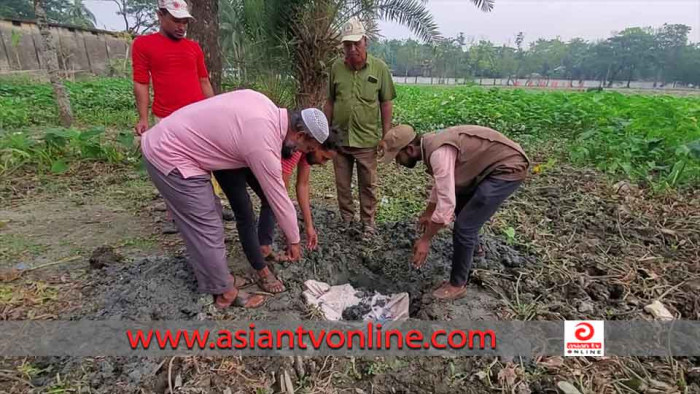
[427,145,459,224]
[141,89,300,244]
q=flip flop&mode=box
[233,292,267,308]
[214,287,267,309]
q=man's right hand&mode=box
[134,119,149,136]
[286,243,301,261]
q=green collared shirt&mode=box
[327,54,396,148]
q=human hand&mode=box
[411,237,430,269]
[305,226,318,250]
[286,243,301,261]
[134,119,149,136]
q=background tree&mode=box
[217,0,495,106]
[64,0,95,28]
[361,23,699,88]
[0,0,35,19]
[108,0,157,34]
[512,32,524,81]
[607,27,655,87]
[653,23,691,86]
[1,0,96,27]
[562,38,589,83]
[34,0,73,127]
[187,0,222,93]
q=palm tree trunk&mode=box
[34,0,73,127]
[290,1,341,108]
[187,0,222,94]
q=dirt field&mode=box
[1,157,699,393]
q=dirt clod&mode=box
[89,246,123,269]
[342,301,372,320]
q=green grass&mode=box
[1,77,698,188]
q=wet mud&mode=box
[73,208,533,323]
[25,207,537,393]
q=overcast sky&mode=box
[85,0,700,45]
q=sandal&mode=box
[255,267,286,293]
[432,281,468,300]
[233,292,268,308]
[263,251,289,264]
[214,286,267,309]
[229,274,253,289]
[263,251,280,263]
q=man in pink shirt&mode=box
[141,89,330,309]
[379,124,529,301]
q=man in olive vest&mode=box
[378,124,530,300]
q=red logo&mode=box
[565,321,604,357]
[173,2,180,8]
[574,322,594,341]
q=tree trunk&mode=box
[187,0,221,94]
[116,0,130,32]
[290,1,339,108]
[627,70,632,88]
[34,0,73,127]
[654,68,662,88]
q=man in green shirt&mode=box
[323,17,396,234]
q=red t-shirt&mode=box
[282,151,308,176]
[131,33,209,118]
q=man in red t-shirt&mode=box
[131,0,230,233]
[132,0,213,132]
[241,132,339,261]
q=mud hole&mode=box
[70,208,535,323]
[3,207,539,393]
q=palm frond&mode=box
[369,0,441,43]
[469,0,495,12]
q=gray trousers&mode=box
[144,158,233,295]
[451,177,523,286]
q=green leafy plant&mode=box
[503,226,516,245]
[2,78,698,188]
[0,127,138,175]
[395,85,700,188]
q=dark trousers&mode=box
[213,168,277,271]
[451,177,523,286]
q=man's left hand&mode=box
[306,226,318,250]
[412,237,430,269]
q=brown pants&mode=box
[333,146,378,226]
